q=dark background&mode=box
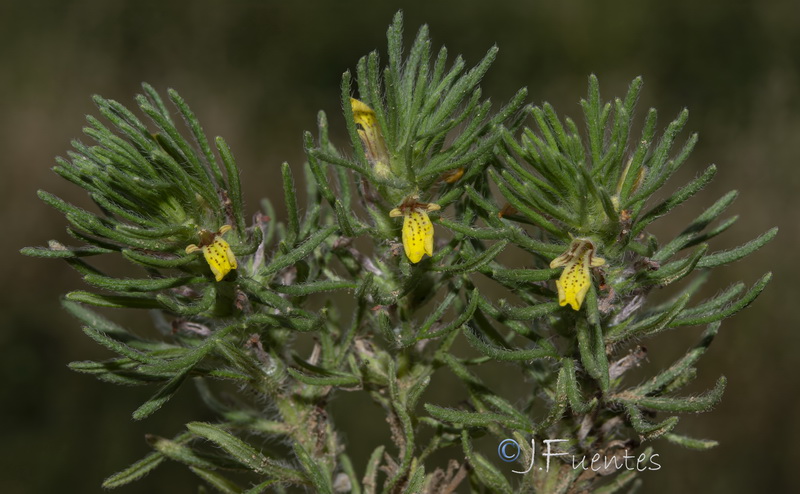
[1,0,797,492]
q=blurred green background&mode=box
[1,0,797,492]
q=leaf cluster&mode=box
[24,10,774,494]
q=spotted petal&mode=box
[555,250,592,310]
[202,236,237,282]
[552,238,605,310]
[402,210,434,263]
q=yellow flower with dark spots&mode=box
[390,197,441,264]
[549,238,605,310]
[185,225,237,282]
[350,98,391,179]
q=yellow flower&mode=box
[389,197,441,264]
[185,225,237,282]
[350,98,391,179]
[549,238,605,310]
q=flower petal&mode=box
[555,250,591,310]
[350,98,391,178]
[402,210,434,263]
[202,237,237,282]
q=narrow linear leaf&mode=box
[148,435,243,470]
[490,267,559,284]
[216,136,247,233]
[156,285,217,316]
[670,272,771,327]
[66,291,162,309]
[632,165,717,236]
[593,469,639,494]
[21,245,113,258]
[272,280,356,296]
[68,358,169,384]
[476,393,531,430]
[419,288,479,339]
[576,317,609,392]
[463,325,558,361]
[132,368,191,420]
[624,404,679,440]
[262,225,337,276]
[82,327,156,364]
[432,240,508,275]
[461,431,514,494]
[137,324,236,375]
[237,277,292,312]
[242,480,280,494]
[187,422,305,482]
[499,299,562,321]
[621,376,726,413]
[644,244,707,287]
[425,404,529,431]
[286,367,360,387]
[696,227,777,269]
[122,249,195,268]
[294,443,333,494]
[83,274,203,292]
[537,363,569,432]
[561,359,597,414]
[492,171,566,237]
[304,132,336,203]
[652,190,738,262]
[168,88,225,186]
[62,299,129,336]
[663,433,718,450]
[606,293,691,344]
[654,376,727,412]
[435,218,506,240]
[281,162,300,243]
[677,284,744,319]
[102,451,167,489]
[683,215,738,249]
[633,322,719,396]
[362,445,385,494]
[189,467,243,494]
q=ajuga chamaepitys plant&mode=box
[23,11,775,494]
